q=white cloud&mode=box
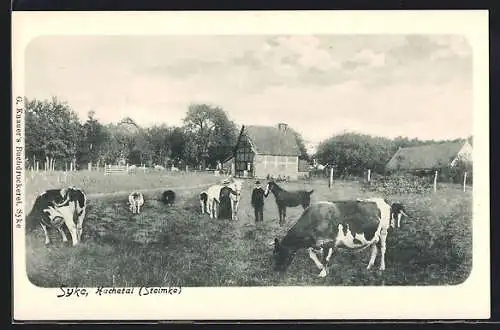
[428,35,472,60]
[352,49,386,68]
[258,36,340,71]
[25,35,473,144]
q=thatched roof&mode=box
[385,140,470,171]
[244,125,301,156]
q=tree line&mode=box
[314,132,473,179]
[24,97,309,171]
[24,96,471,177]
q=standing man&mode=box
[251,180,266,223]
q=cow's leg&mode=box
[397,213,402,228]
[366,243,378,270]
[57,226,68,242]
[200,198,205,214]
[379,227,388,271]
[213,201,218,219]
[208,200,214,219]
[76,208,86,242]
[64,218,79,246]
[308,247,328,277]
[40,222,50,245]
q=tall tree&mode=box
[287,127,309,161]
[25,97,83,170]
[315,132,395,176]
[78,111,110,166]
[183,103,238,168]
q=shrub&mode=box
[363,174,433,195]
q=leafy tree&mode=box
[78,111,110,166]
[287,127,309,161]
[25,97,83,170]
[183,103,238,168]
[315,132,395,176]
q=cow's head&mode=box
[43,206,66,227]
[272,238,296,272]
[389,202,408,228]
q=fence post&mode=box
[328,167,333,189]
[367,169,371,182]
[433,170,438,192]
[88,163,92,171]
[463,171,467,192]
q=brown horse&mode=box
[264,181,314,226]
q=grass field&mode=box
[25,171,472,287]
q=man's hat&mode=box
[255,180,261,184]
[222,179,230,184]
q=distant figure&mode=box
[162,190,176,206]
[218,179,238,220]
[251,180,266,223]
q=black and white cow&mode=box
[26,186,87,246]
[272,198,393,278]
[128,191,144,214]
[162,190,176,206]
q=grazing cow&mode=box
[264,180,314,226]
[128,191,144,214]
[202,177,243,220]
[162,190,176,206]
[272,198,392,278]
[390,202,408,228]
[199,191,208,214]
[26,186,87,246]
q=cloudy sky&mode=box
[25,35,472,150]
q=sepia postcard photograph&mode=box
[12,10,490,321]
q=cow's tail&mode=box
[308,189,314,195]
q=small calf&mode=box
[199,191,208,214]
[162,190,176,206]
[128,191,144,214]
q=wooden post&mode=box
[463,171,467,192]
[328,167,333,189]
[367,169,371,182]
[35,161,39,172]
[185,165,188,172]
[433,170,438,192]
[88,163,92,171]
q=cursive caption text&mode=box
[57,285,183,298]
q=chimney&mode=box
[278,123,288,132]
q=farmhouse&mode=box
[232,123,302,180]
[385,140,472,173]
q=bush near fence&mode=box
[363,173,433,195]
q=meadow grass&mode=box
[25,174,472,287]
